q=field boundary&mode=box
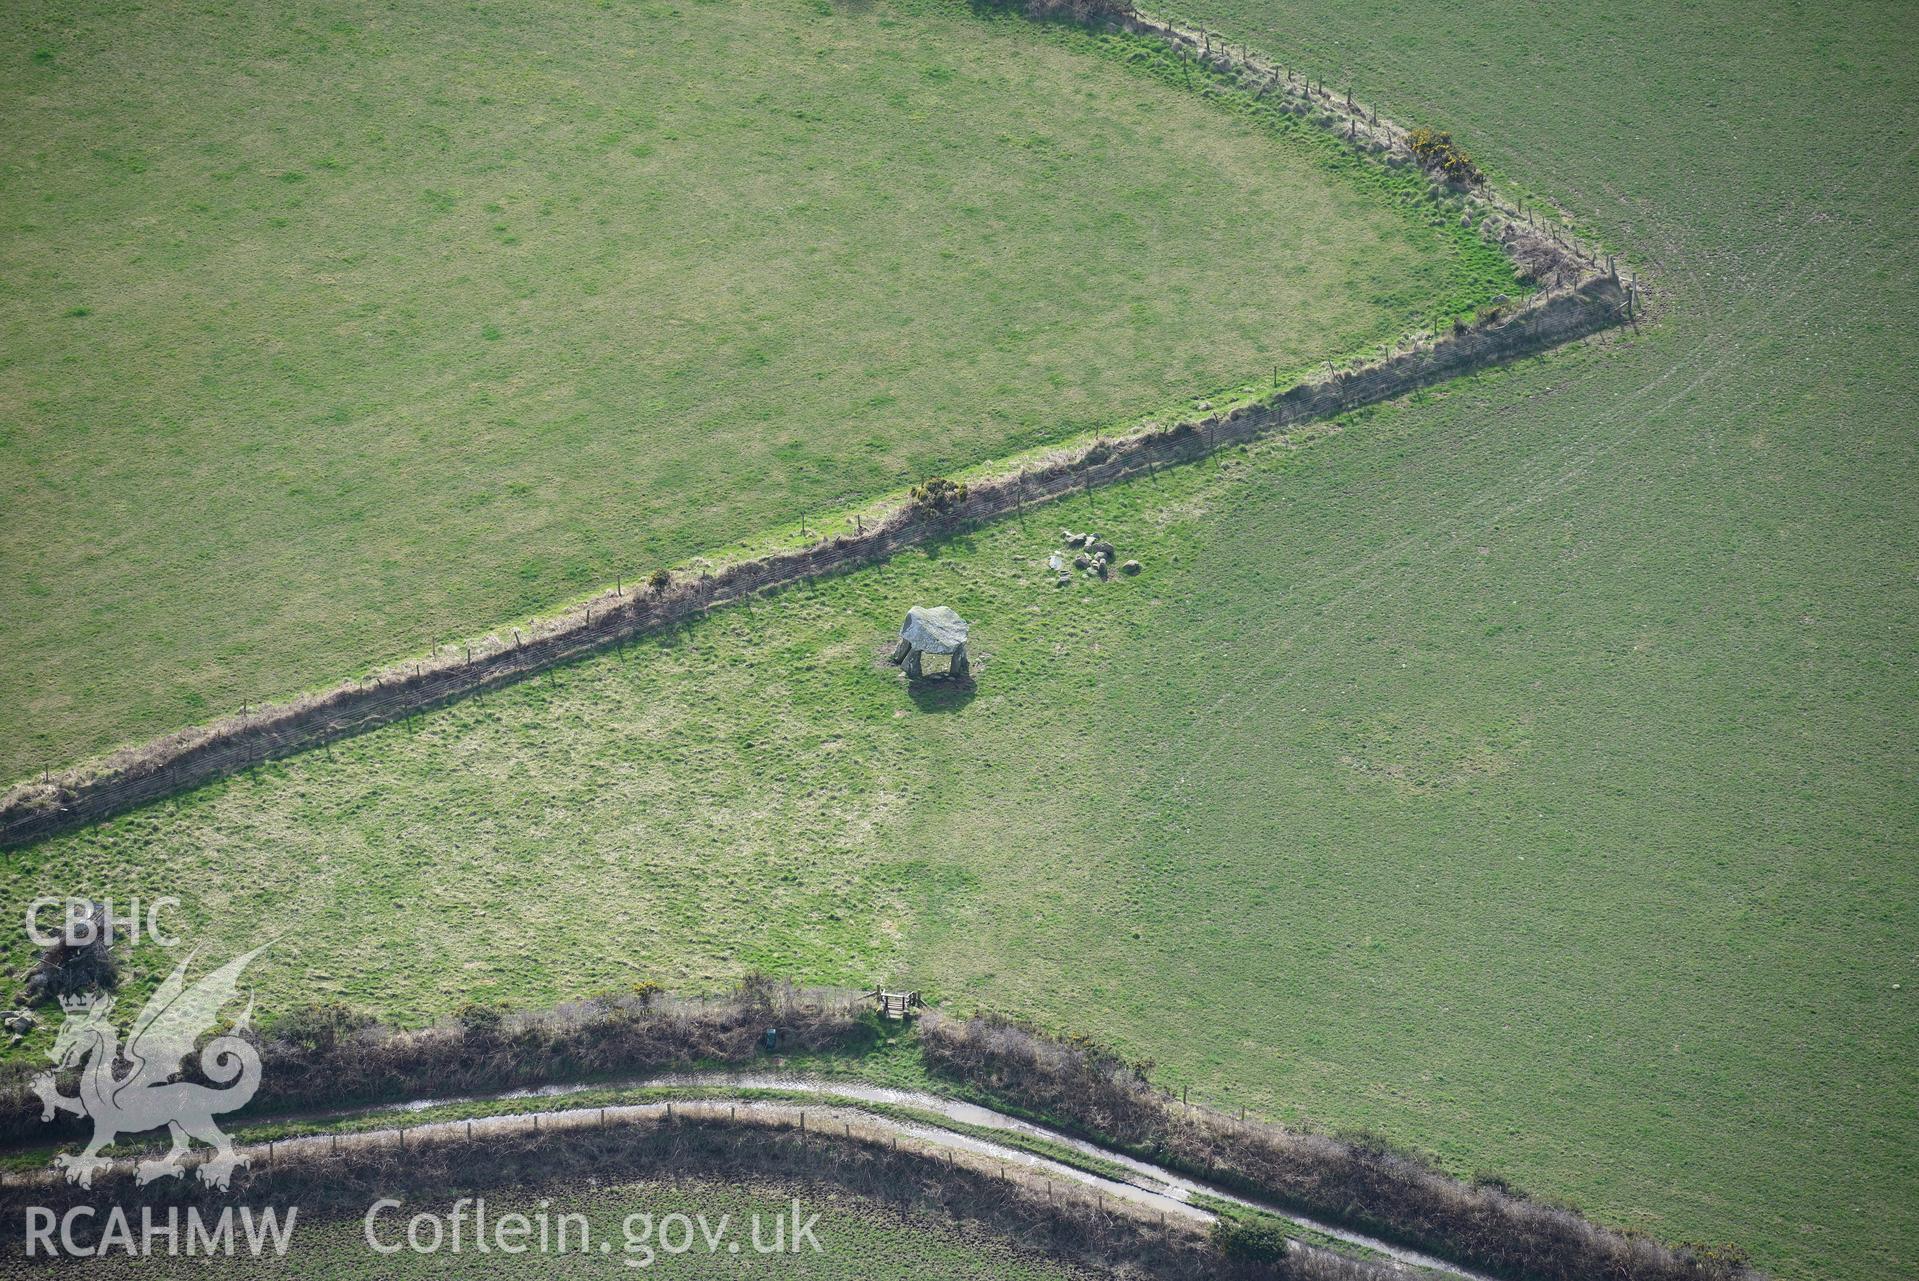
[0,4,1636,848]
[919,1011,1757,1281]
[0,1097,1404,1280]
[0,979,1740,1277]
[0,1087,1466,1279]
[0,279,1629,848]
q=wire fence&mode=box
[1133,4,1623,280]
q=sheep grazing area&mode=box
[0,0,1512,782]
[1,0,1913,1278]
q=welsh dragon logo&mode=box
[31,946,266,1189]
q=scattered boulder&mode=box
[24,901,116,1004]
[1042,532,1142,589]
[3,1010,37,1035]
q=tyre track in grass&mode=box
[1167,132,1919,771]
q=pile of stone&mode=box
[23,900,117,1005]
[1049,529,1141,586]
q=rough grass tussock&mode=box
[0,0,1627,845]
[0,275,1624,850]
[2,0,1512,784]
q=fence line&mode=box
[0,274,1626,848]
[1125,2,1615,279]
[1,3,1635,846]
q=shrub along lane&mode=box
[2,1082,1487,1280]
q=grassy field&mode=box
[66,1176,1095,1278]
[0,0,1513,782]
[3,0,1913,1278]
[7,383,1911,1279]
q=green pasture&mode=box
[6,376,1911,1276]
[2,0,1913,1277]
[66,1176,1094,1278]
[0,0,1508,782]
